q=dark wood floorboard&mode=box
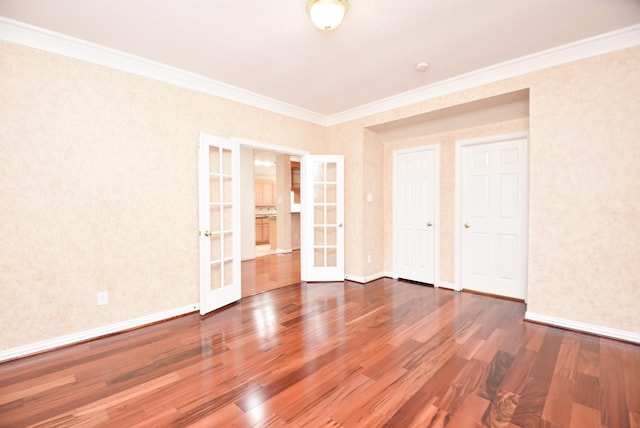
[1,276,639,427]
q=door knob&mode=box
[426,221,433,227]
[464,223,471,229]
[338,223,343,228]
[204,230,212,237]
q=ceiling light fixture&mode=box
[307,0,349,31]
[254,159,275,167]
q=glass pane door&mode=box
[302,155,344,281]
[199,134,241,315]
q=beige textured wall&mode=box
[316,46,639,335]
[362,129,384,278]
[2,39,638,354]
[369,46,639,334]
[0,41,325,351]
[527,48,640,332]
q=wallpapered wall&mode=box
[0,41,326,351]
[1,40,638,353]
[338,46,639,334]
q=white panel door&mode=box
[394,148,438,284]
[198,134,241,315]
[301,155,344,282]
[461,137,527,299]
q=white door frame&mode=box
[454,132,529,297]
[231,138,310,159]
[231,137,311,274]
[233,139,348,283]
[392,144,440,286]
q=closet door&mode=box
[394,147,439,284]
[460,136,528,300]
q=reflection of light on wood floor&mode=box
[241,250,301,298]
[255,244,276,258]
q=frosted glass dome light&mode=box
[307,0,349,31]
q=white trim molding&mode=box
[525,311,640,344]
[1,17,639,127]
[230,137,310,157]
[327,24,640,125]
[344,272,386,284]
[0,304,198,363]
[0,17,327,126]
[438,282,456,291]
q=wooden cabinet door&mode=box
[254,180,263,206]
[255,220,263,244]
[263,181,275,206]
[256,218,270,244]
[255,180,276,206]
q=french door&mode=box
[394,147,439,284]
[459,135,528,300]
[301,155,344,282]
[198,134,241,315]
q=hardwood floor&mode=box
[241,251,300,298]
[1,278,639,427]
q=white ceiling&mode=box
[1,0,639,119]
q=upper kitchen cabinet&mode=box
[255,179,276,206]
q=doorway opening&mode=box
[237,140,307,298]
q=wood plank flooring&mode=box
[1,278,639,427]
[241,251,300,298]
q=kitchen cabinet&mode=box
[269,218,277,249]
[255,180,276,206]
[255,218,270,244]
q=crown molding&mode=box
[326,23,640,126]
[0,17,329,126]
[1,17,638,127]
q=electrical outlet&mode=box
[367,254,372,264]
[97,291,108,306]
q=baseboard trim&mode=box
[438,281,456,290]
[0,304,199,363]
[524,311,640,344]
[344,272,386,284]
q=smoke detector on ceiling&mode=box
[416,62,430,72]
